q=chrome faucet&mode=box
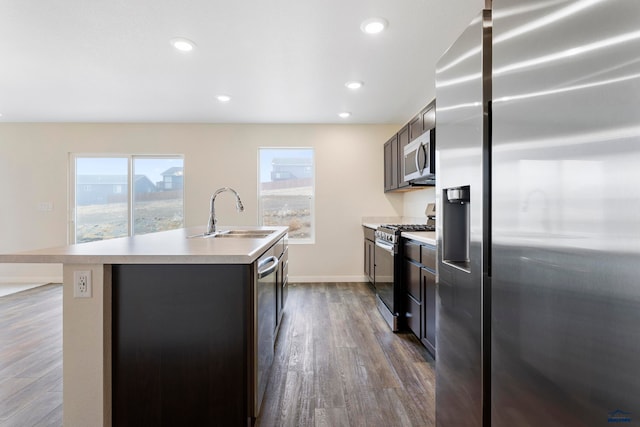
[206,187,244,235]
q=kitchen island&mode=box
[0,225,289,426]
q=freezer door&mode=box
[435,9,492,427]
[492,0,640,425]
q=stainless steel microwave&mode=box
[403,130,435,184]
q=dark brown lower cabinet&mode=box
[112,264,251,426]
[276,246,288,335]
[111,235,288,426]
[405,259,422,338]
[422,267,436,356]
[363,227,375,284]
[403,239,436,358]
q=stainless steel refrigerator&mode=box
[435,1,640,426]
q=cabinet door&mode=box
[406,294,421,339]
[404,258,422,339]
[397,125,410,188]
[422,268,436,357]
[405,260,421,302]
[383,135,398,191]
[275,238,287,328]
[409,113,424,141]
[282,254,289,309]
[364,238,375,283]
[421,101,436,133]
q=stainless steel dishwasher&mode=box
[252,246,279,418]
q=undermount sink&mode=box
[215,230,276,238]
[188,229,277,239]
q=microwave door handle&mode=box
[416,144,424,175]
[418,142,428,173]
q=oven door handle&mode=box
[375,240,395,255]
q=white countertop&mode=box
[401,231,436,246]
[361,216,432,230]
[0,226,289,265]
[362,217,436,245]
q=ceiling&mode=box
[0,0,481,124]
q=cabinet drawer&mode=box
[421,245,436,270]
[404,240,421,263]
[406,295,421,338]
[363,226,375,241]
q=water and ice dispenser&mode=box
[442,185,470,271]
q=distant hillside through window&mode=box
[71,156,184,243]
[258,148,314,243]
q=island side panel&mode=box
[62,263,112,427]
[112,264,251,426]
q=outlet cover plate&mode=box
[73,270,92,298]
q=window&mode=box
[258,148,314,243]
[71,155,184,243]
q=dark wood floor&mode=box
[0,282,435,427]
[257,282,436,427]
[0,284,62,427]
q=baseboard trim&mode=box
[288,275,368,283]
[0,276,62,284]
[1,274,368,285]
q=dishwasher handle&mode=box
[258,255,279,278]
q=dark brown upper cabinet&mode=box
[383,99,436,193]
[383,134,398,192]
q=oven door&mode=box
[374,239,395,313]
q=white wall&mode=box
[0,123,407,282]
[403,187,436,219]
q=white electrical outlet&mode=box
[73,270,92,298]
[37,201,54,212]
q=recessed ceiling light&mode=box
[216,95,231,103]
[338,112,352,119]
[360,18,388,35]
[170,37,196,52]
[345,81,364,90]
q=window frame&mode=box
[257,147,316,245]
[69,153,185,244]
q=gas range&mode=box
[375,223,435,245]
[371,205,437,331]
[373,222,435,331]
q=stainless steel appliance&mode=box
[436,1,640,426]
[374,222,435,331]
[253,247,280,417]
[403,130,436,184]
